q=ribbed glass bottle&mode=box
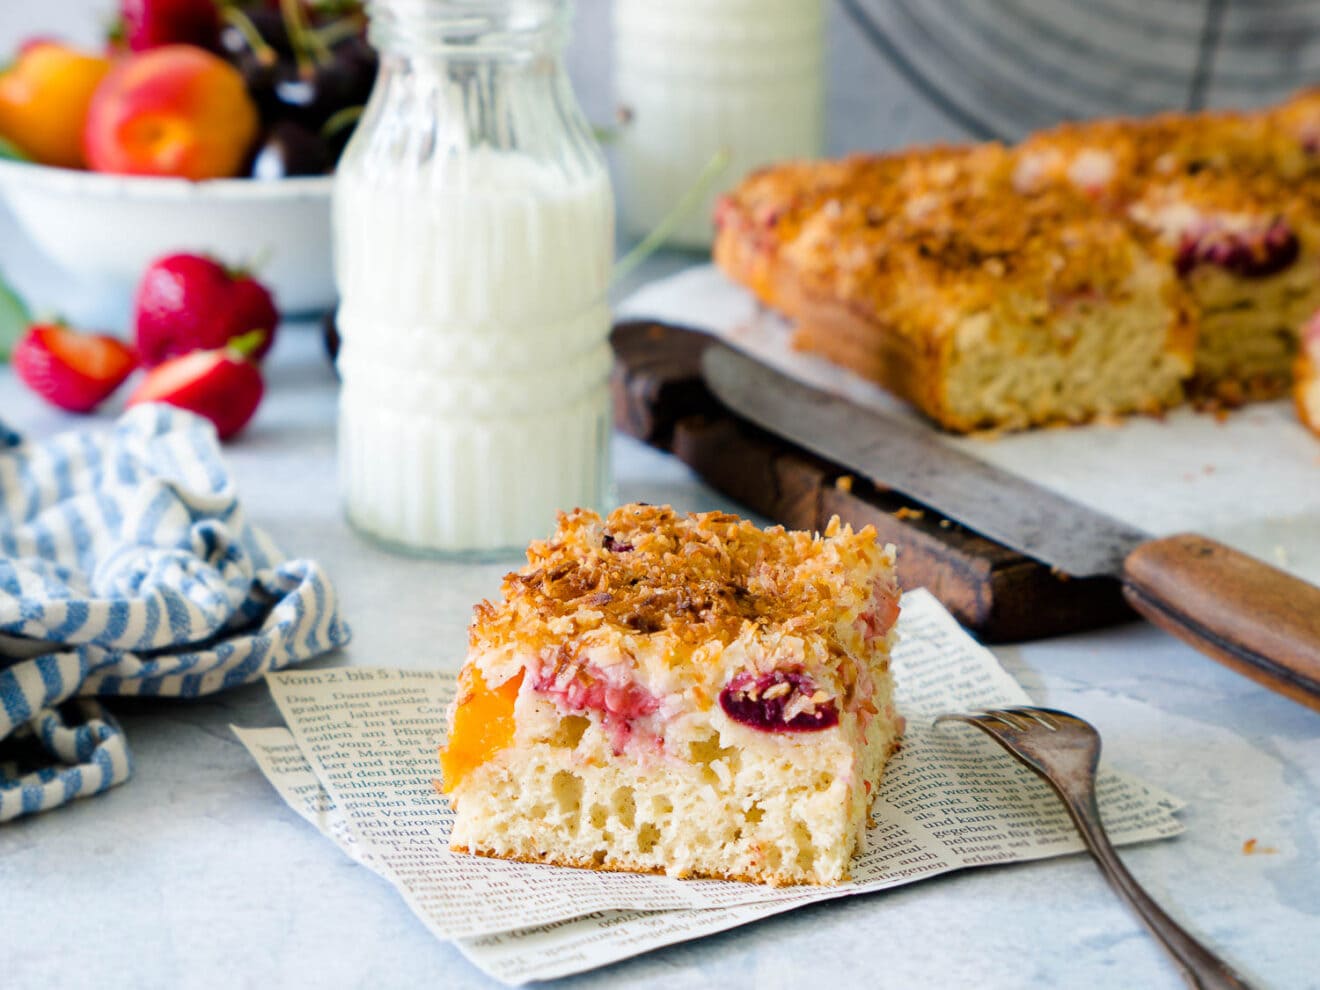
[334,0,614,557]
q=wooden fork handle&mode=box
[1122,534,1320,712]
[1059,788,1254,990]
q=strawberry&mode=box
[126,331,265,440]
[133,253,278,367]
[13,323,137,413]
[121,0,222,52]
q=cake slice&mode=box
[1015,111,1320,402]
[438,505,903,886]
[717,147,1196,432]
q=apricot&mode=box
[439,668,523,793]
[83,44,258,180]
[0,41,111,168]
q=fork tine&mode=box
[1019,708,1060,730]
[981,708,1032,730]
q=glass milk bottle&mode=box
[614,0,826,248]
[334,0,614,557]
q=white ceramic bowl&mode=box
[0,159,335,319]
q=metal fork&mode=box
[935,706,1252,990]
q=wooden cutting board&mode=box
[611,320,1133,644]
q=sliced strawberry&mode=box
[13,323,137,413]
[133,253,278,367]
[126,332,264,440]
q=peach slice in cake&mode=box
[439,505,903,886]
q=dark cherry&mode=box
[333,34,379,105]
[272,53,371,129]
[231,50,281,120]
[1176,218,1300,279]
[271,63,326,126]
[602,533,633,552]
[719,669,839,733]
[249,120,333,178]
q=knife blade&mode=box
[701,340,1320,710]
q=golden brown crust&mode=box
[1015,111,1312,200]
[472,504,893,655]
[450,844,841,887]
[1271,87,1320,156]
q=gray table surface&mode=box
[3,282,1319,990]
[2,3,1319,988]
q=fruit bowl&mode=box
[0,157,334,318]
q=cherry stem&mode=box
[321,104,364,139]
[280,0,332,70]
[229,329,268,359]
[221,5,278,67]
[312,18,366,48]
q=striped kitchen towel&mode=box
[0,405,351,821]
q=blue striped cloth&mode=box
[0,405,351,821]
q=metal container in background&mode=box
[613,0,826,249]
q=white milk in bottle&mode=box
[334,0,613,556]
[615,0,825,248]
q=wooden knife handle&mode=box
[1122,534,1320,712]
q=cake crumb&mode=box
[834,474,854,493]
[893,507,925,521]
[1242,838,1278,855]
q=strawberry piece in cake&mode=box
[439,505,903,886]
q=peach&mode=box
[439,668,524,793]
[0,41,111,168]
[84,44,258,180]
